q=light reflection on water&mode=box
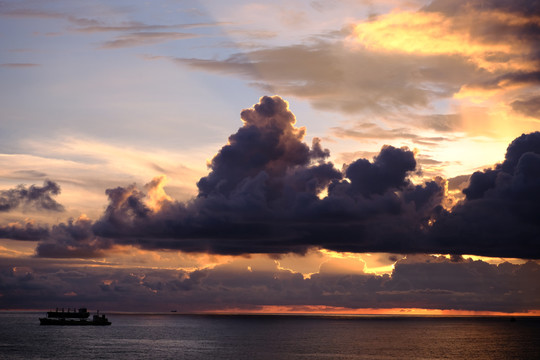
[0,313,539,359]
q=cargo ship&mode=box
[39,308,111,326]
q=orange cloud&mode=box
[144,175,173,212]
[353,9,536,72]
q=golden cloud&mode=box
[353,10,536,72]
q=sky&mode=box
[1,0,540,314]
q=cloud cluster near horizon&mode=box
[4,96,540,259]
[1,254,538,313]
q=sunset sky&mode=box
[1,0,540,314]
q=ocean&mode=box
[0,312,539,359]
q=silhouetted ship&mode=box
[39,308,111,326]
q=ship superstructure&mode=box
[39,308,111,326]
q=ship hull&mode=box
[39,318,111,326]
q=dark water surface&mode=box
[1,312,539,359]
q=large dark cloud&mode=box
[17,97,539,259]
[1,255,538,313]
[70,96,441,257]
[430,132,540,258]
[197,96,318,197]
[0,180,64,212]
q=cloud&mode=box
[1,254,538,313]
[430,132,540,258]
[423,0,540,18]
[0,180,64,212]
[11,170,48,179]
[173,0,539,145]
[25,97,439,257]
[0,221,49,241]
[197,95,321,197]
[14,96,536,259]
[176,42,477,116]
[74,21,231,33]
[331,122,452,144]
[511,96,540,119]
[100,32,199,49]
[0,5,218,49]
[418,114,463,133]
[0,7,102,27]
[351,0,540,132]
[447,174,470,192]
[357,0,540,73]
[332,144,416,197]
[36,215,112,258]
[382,255,540,312]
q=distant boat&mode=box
[39,308,111,326]
[171,310,177,313]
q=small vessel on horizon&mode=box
[39,308,111,326]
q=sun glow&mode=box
[353,9,535,72]
[203,305,540,316]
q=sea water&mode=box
[0,312,539,359]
